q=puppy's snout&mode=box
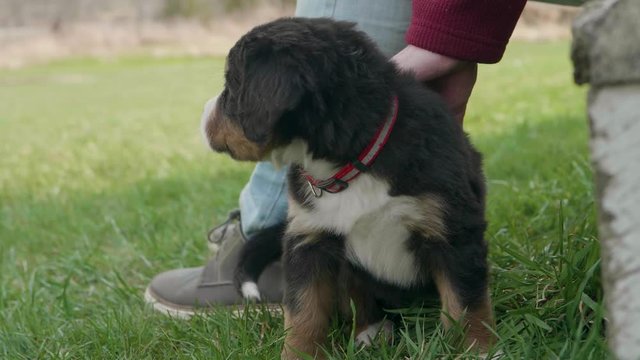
[202,96,218,120]
[199,93,264,161]
[200,96,218,138]
[200,95,219,147]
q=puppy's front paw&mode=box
[281,347,325,360]
[240,281,261,301]
[480,349,504,359]
[355,319,394,346]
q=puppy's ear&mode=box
[237,54,305,145]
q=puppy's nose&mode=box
[200,95,220,148]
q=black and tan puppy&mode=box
[201,17,493,359]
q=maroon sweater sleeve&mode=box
[406,0,527,63]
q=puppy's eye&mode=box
[221,87,229,100]
[220,91,230,109]
[225,84,236,99]
[220,89,239,118]
[220,87,236,106]
[225,69,241,91]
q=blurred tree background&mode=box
[0,0,296,68]
[0,1,577,68]
[0,0,295,27]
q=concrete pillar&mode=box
[571,1,640,359]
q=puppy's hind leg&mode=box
[431,234,495,353]
[282,232,343,360]
[234,223,286,301]
[337,266,391,347]
[434,271,494,352]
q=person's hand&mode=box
[391,45,477,124]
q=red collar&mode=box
[303,96,399,197]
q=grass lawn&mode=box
[0,41,606,359]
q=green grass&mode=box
[0,41,607,359]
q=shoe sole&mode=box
[144,286,282,319]
[144,286,198,319]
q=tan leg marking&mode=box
[282,282,334,360]
[401,194,448,241]
[434,272,495,352]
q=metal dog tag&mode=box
[307,180,323,198]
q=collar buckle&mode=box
[306,179,323,198]
[301,95,398,196]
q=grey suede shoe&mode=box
[144,210,284,318]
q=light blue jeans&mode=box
[240,0,412,237]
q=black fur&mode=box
[233,223,285,294]
[219,17,490,351]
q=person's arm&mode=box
[392,0,527,123]
[406,0,527,64]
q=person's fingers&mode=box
[391,45,461,81]
[426,63,477,124]
[391,45,477,124]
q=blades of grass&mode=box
[58,273,73,316]
[346,299,357,359]
[580,292,602,315]
[499,244,553,277]
[557,199,565,278]
[523,313,552,332]
[568,260,601,323]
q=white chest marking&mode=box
[288,174,421,287]
[290,174,391,234]
[345,195,423,287]
[273,139,425,287]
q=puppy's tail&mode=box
[234,222,285,302]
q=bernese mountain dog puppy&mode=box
[201,17,492,359]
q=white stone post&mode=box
[572,0,640,358]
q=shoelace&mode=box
[207,209,241,245]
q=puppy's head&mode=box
[201,17,389,161]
